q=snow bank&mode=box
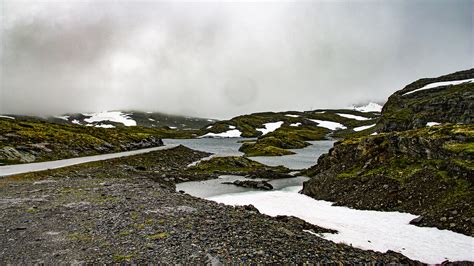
[0,115,15,119]
[209,189,474,264]
[353,124,376,132]
[290,122,302,127]
[200,129,242,138]
[256,121,284,135]
[308,119,346,130]
[54,115,70,121]
[404,78,474,96]
[95,124,115,128]
[285,114,300,118]
[426,122,441,127]
[337,113,370,121]
[352,103,383,113]
[83,111,137,126]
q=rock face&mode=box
[379,68,474,132]
[302,69,474,236]
[302,124,473,235]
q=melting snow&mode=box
[95,124,115,128]
[337,113,370,121]
[308,119,346,130]
[209,188,474,264]
[290,122,302,127]
[352,103,383,113]
[83,111,136,127]
[404,78,474,96]
[353,124,376,132]
[0,115,15,119]
[200,129,242,138]
[54,115,70,121]
[426,122,441,127]
[285,114,300,118]
[256,121,284,135]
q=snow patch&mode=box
[371,132,378,136]
[337,113,370,121]
[426,122,441,127]
[352,103,383,113]
[0,115,15,119]
[206,125,213,129]
[83,111,136,127]
[200,129,242,138]
[353,124,376,132]
[209,188,474,264]
[404,78,474,96]
[148,118,155,121]
[95,124,115,128]
[228,125,236,129]
[285,114,300,118]
[71,120,81,125]
[54,115,70,121]
[169,126,177,129]
[256,121,284,135]
[290,122,302,127]
[308,119,346,130]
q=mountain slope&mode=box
[50,111,217,129]
[302,69,474,236]
[380,68,473,132]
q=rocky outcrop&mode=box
[302,125,473,235]
[379,68,474,132]
[0,118,165,165]
[223,180,274,190]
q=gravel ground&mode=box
[0,146,415,264]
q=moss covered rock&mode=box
[302,124,474,236]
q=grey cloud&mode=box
[0,0,472,119]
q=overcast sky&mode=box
[0,0,472,119]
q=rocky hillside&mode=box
[0,111,216,130]
[202,105,381,156]
[380,68,473,132]
[302,69,474,236]
[0,117,172,165]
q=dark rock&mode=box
[409,216,423,225]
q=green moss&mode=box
[113,255,133,262]
[118,230,133,237]
[188,156,289,173]
[147,232,169,240]
[443,142,474,155]
[337,166,362,179]
[0,118,199,165]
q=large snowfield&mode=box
[336,113,370,121]
[200,129,242,138]
[209,187,474,264]
[308,119,346,130]
[256,121,284,135]
[403,78,474,96]
[83,111,137,126]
